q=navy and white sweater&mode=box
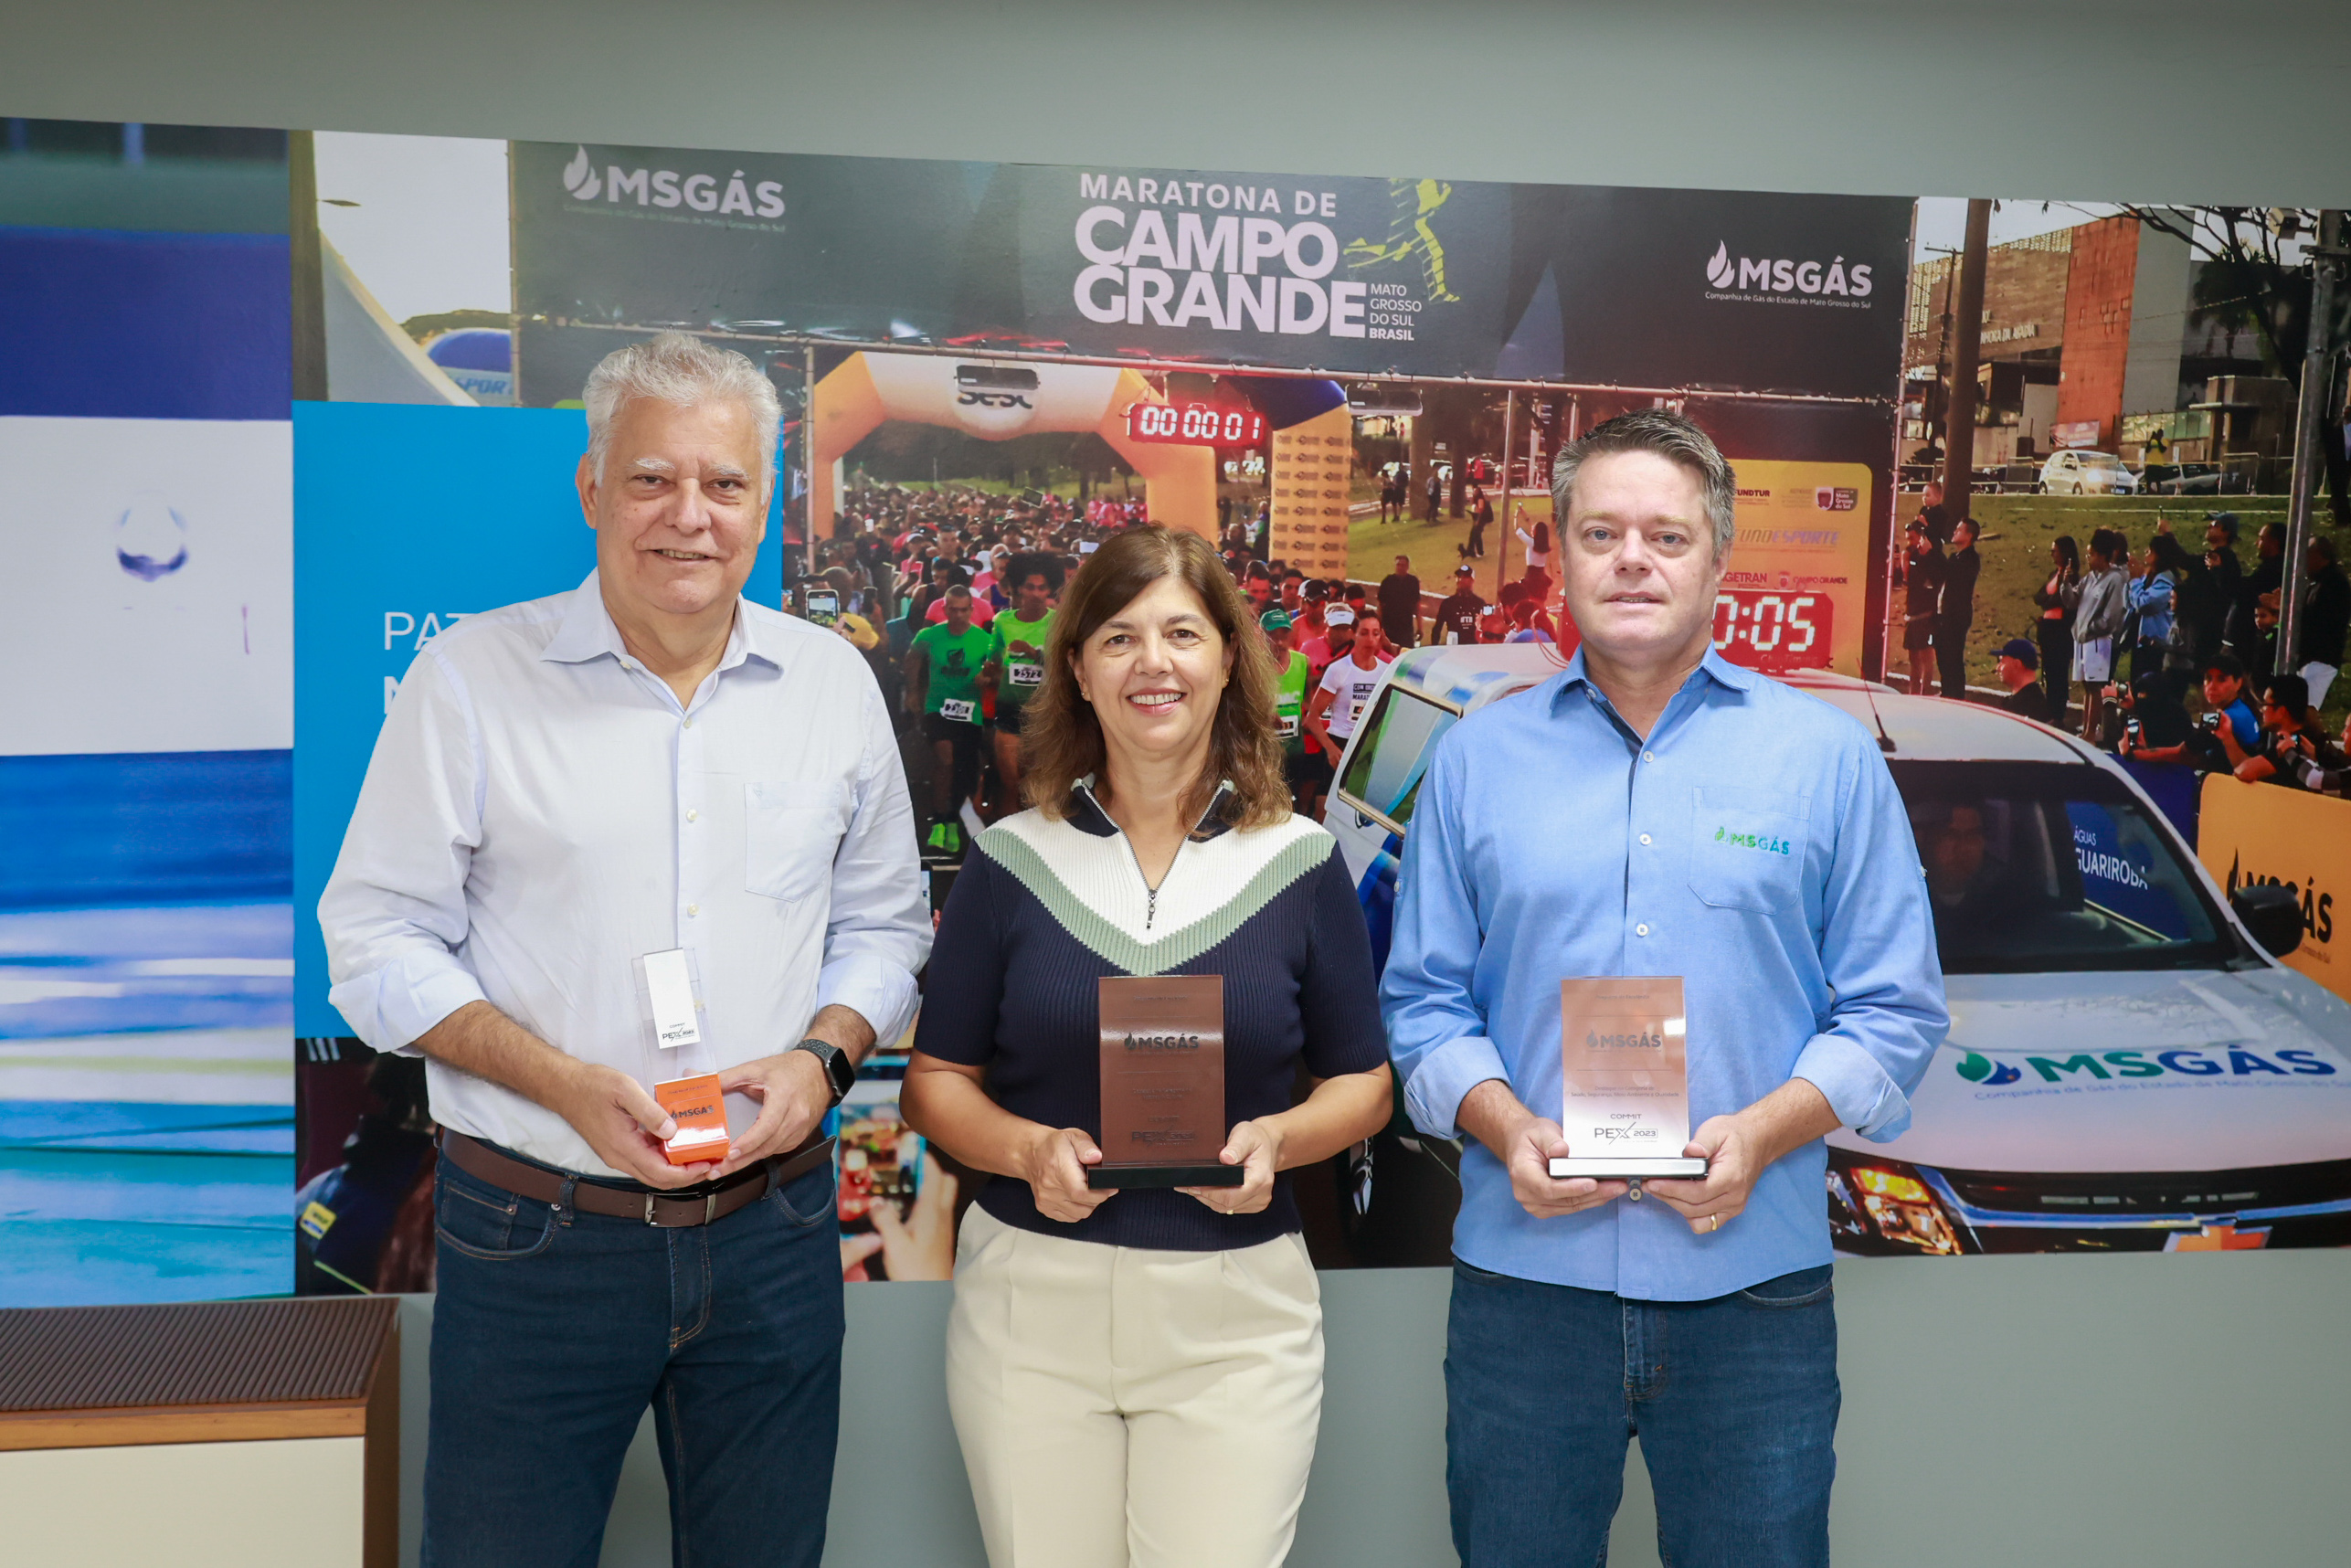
[914,786,1388,1252]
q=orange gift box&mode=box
[655,1074,730,1167]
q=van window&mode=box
[1890,761,2233,973]
[1336,686,1458,832]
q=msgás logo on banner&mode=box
[2225,852,2336,950]
[1704,239,1874,307]
[560,145,786,228]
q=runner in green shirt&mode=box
[906,587,995,854]
[1262,609,1320,814]
[982,556,1062,808]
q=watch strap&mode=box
[794,1038,855,1106]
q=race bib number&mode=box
[1277,712,1300,739]
[939,698,977,724]
[1009,662,1043,687]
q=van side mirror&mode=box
[2230,884,2303,959]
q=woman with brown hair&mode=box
[902,525,1393,1568]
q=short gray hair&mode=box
[1551,408,1737,557]
[582,331,782,484]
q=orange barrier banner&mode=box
[2197,775,2347,1001]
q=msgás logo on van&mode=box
[1956,1048,2337,1086]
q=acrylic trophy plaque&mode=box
[1090,974,1244,1189]
[1547,976,1709,1181]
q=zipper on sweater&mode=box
[1075,779,1231,932]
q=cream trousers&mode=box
[944,1203,1326,1568]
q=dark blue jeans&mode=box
[423,1150,843,1568]
[1446,1259,1839,1568]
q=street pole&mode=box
[2276,207,2345,678]
[1939,200,1992,518]
[1493,387,1517,604]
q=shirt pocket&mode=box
[745,779,849,905]
[1687,786,1809,915]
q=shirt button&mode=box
[1642,750,1655,762]
[686,810,699,822]
[686,904,700,917]
[1636,923,1650,937]
[1639,833,1652,846]
[683,717,694,729]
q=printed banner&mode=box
[507,143,1911,394]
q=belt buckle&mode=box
[642,1189,722,1226]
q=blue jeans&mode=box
[1446,1259,1839,1568]
[423,1150,843,1568]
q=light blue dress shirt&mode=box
[321,573,930,1176]
[1382,648,1947,1300]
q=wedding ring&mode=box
[1709,1213,1722,1233]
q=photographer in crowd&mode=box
[2118,652,2257,774]
[2236,672,2349,790]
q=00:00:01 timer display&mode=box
[1125,402,1268,446]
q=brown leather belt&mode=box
[439,1129,836,1228]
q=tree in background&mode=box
[2121,206,2349,526]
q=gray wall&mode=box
[18,4,2349,1562]
[392,1252,2351,1567]
[5,0,2347,205]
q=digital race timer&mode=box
[1710,590,1832,672]
[1126,401,1268,447]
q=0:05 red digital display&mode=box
[1711,590,1831,672]
[1125,401,1267,447]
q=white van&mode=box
[1323,643,2351,1257]
[2039,449,2139,496]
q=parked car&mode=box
[2143,461,2251,496]
[1318,645,2351,1259]
[2039,449,2140,495]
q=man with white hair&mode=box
[321,332,929,1566]
[1382,409,1945,1568]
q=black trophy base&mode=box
[1548,1156,1710,1181]
[1087,1162,1246,1190]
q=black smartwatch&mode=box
[793,1039,856,1107]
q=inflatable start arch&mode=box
[809,353,1218,540]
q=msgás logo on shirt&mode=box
[1715,826,1792,855]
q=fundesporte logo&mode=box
[1704,239,1873,302]
[559,144,785,221]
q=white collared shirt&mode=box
[320,571,931,1175]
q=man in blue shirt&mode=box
[1382,410,1947,1568]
